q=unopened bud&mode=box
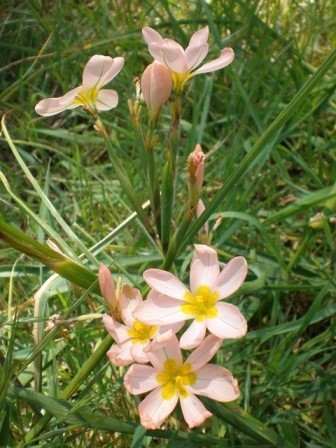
[188,144,205,207]
[141,62,172,124]
[98,264,120,318]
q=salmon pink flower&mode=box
[142,26,234,94]
[141,61,172,122]
[35,55,124,116]
[124,333,240,429]
[134,244,247,349]
[103,284,182,366]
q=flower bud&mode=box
[141,61,172,123]
[188,144,205,206]
[98,264,120,317]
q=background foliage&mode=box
[0,0,335,446]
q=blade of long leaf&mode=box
[0,219,99,293]
[203,399,291,447]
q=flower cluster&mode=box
[35,25,241,431]
[35,26,234,119]
[100,244,247,429]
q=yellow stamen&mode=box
[181,285,218,321]
[171,72,192,95]
[127,320,157,344]
[157,359,196,399]
[72,87,99,112]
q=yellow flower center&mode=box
[181,285,218,322]
[127,320,157,344]
[171,72,192,95]
[72,87,99,111]
[157,359,196,399]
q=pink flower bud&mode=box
[98,264,118,314]
[188,144,205,206]
[140,61,172,119]
[188,144,205,192]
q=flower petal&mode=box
[142,27,164,46]
[155,321,184,346]
[187,26,209,49]
[179,320,207,350]
[138,387,178,429]
[101,57,124,86]
[133,292,187,326]
[185,27,209,70]
[130,341,150,364]
[146,333,182,370]
[190,364,240,401]
[206,302,247,339]
[214,256,247,299]
[190,244,220,293]
[186,334,223,371]
[192,47,234,75]
[141,61,172,114]
[124,364,158,394]
[119,284,143,328]
[146,42,166,65]
[82,55,124,89]
[157,321,184,340]
[185,43,209,71]
[144,269,189,299]
[96,89,119,110]
[106,341,134,366]
[161,40,188,73]
[102,313,117,339]
[35,86,80,117]
[102,314,130,344]
[180,393,212,428]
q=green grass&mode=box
[1,0,336,446]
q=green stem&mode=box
[129,100,161,233]
[145,127,161,238]
[160,151,174,254]
[162,207,194,269]
[95,118,156,241]
[161,96,181,252]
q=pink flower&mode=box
[142,26,234,93]
[134,245,247,349]
[141,61,172,120]
[35,55,124,116]
[103,284,182,366]
[124,333,240,429]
